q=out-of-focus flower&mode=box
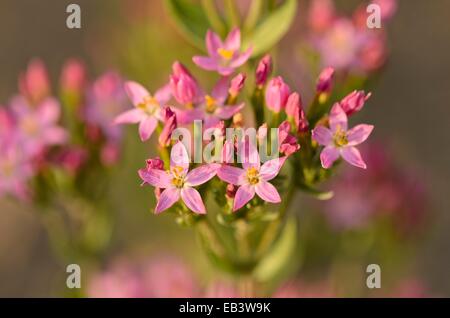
[339,90,371,116]
[285,92,309,133]
[218,141,287,211]
[255,54,272,87]
[265,76,290,113]
[158,107,177,148]
[18,58,50,105]
[54,146,88,175]
[139,142,219,214]
[85,72,128,142]
[316,67,335,95]
[307,0,335,33]
[228,73,246,98]
[274,280,336,298]
[312,103,373,169]
[193,28,252,76]
[60,58,87,94]
[114,80,171,141]
[170,62,202,106]
[278,121,300,156]
[101,142,120,166]
[372,0,398,22]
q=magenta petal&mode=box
[125,81,150,106]
[329,103,348,132]
[320,146,340,169]
[170,141,190,172]
[138,169,171,188]
[154,83,172,105]
[229,47,253,68]
[185,163,220,186]
[312,126,333,146]
[114,108,143,124]
[259,157,287,181]
[215,103,244,120]
[155,187,180,214]
[341,146,367,169]
[233,184,255,211]
[206,30,223,57]
[181,187,206,214]
[217,165,245,185]
[224,28,241,51]
[39,98,60,124]
[346,124,374,146]
[255,180,281,203]
[138,116,157,141]
[192,56,219,71]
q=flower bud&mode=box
[158,107,177,148]
[265,76,290,113]
[285,92,309,133]
[60,58,87,94]
[170,61,200,106]
[146,157,164,171]
[228,73,246,97]
[316,67,335,95]
[278,121,300,156]
[226,183,237,199]
[339,90,371,116]
[19,58,50,105]
[255,54,272,87]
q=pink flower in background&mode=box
[10,96,67,156]
[339,90,371,116]
[18,58,50,105]
[139,142,219,214]
[255,54,272,87]
[265,76,291,113]
[170,61,202,106]
[193,28,252,76]
[312,103,373,169]
[114,80,171,141]
[316,67,335,95]
[307,0,335,33]
[60,58,87,93]
[54,146,88,175]
[218,141,287,211]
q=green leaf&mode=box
[243,0,297,56]
[165,0,210,50]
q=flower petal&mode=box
[170,141,190,172]
[206,30,223,57]
[42,127,67,145]
[217,165,245,185]
[255,180,281,203]
[155,187,180,214]
[215,103,244,120]
[312,126,333,146]
[224,28,241,52]
[239,140,260,170]
[260,157,287,181]
[192,56,219,71]
[346,124,374,146]
[38,98,60,124]
[114,108,144,124]
[154,83,172,105]
[217,66,235,76]
[341,146,367,169]
[229,47,253,68]
[138,169,172,188]
[138,116,157,141]
[181,187,206,214]
[320,146,340,169]
[211,76,230,103]
[185,163,220,186]
[329,103,348,132]
[233,184,255,211]
[124,81,150,106]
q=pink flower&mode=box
[228,73,246,98]
[285,92,309,133]
[60,58,87,93]
[372,0,398,21]
[218,141,287,211]
[19,58,50,105]
[255,54,272,87]
[265,76,290,113]
[138,142,219,214]
[278,121,300,156]
[158,107,177,148]
[114,80,171,141]
[54,146,88,175]
[339,90,371,116]
[193,28,252,76]
[170,62,202,106]
[312,103,374,169]
[316,67,335,94]
[308,0,335,33]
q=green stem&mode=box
[244,0,263,33]
[201,0,226,36]
[225,0,241,28]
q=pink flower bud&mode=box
[60,58,87,93]
[257,123,268,143]
[146,157,164,171]
[339,90,371,116]
[158,107,177,148]
[170,62,200,106]
[255,54,272,87]
[265,76,290,113]
[316,67,335,94]
[19,58,50,105]
[308,0,335,32]
[228,73,246,97]
[285,92,309,133]
[226,183,237,199]
[101,143,120,166]
[278,121,300,156]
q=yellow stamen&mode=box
[138,95,159,115]
[333,127,348,147]
[246,167,260,185]
[205,95,217,113]
[171,166,185,188]
[217,48,234,60]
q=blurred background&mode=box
[0,0,449,297]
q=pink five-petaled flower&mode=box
[218,142,287,211]
[193,28,253,76]
[114,81,171,141]
[312,103,374,169]
[138,142,220,214]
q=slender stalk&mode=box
[201,0,226,36]
[224,0,241,28]
[244,0,263,33]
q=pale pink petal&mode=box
[346,124,374,146]
[185,163,220,186]
[229,47,253,68]
[239,140,260,170]
[211,77,230,103]
[255,180,281,203]
[170,141,190,172]
[155,187,180,214]
[215,103,244,120]
[260,157,287,181]
[114,108,144,124]
[181,187,206,214]
[154,83,172,105]
[42,127,67,144]
[221,140,234,164]
[173,108,204,125]
[233,184,255,211]
[139,117,157,141]
[38,98,60,124]
[320,146,340,169]
[138,169,172,188]
[217,66,235,76]
[341,146,367,169]
[329,103,348,132]
[125,81,150,106]
[206,30,223,57]
[312,126,333,146]
[217,165,245,185]
[224,28,241,51]
[192,56,219,71]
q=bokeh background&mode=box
[0,0,449,296]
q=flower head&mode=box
[193,28,252,76]
[316,67,335,95]
[158,107,177,148]
[60,58,87,94]
[285,92,309,133]
[228,73,246,98]
[19,58,50,105]
[255,54,272,87]
[170,62,202,106]
[278,121,301,156]
[312,103,374,169]
[339,90,371,116]
[265,76,290,113]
